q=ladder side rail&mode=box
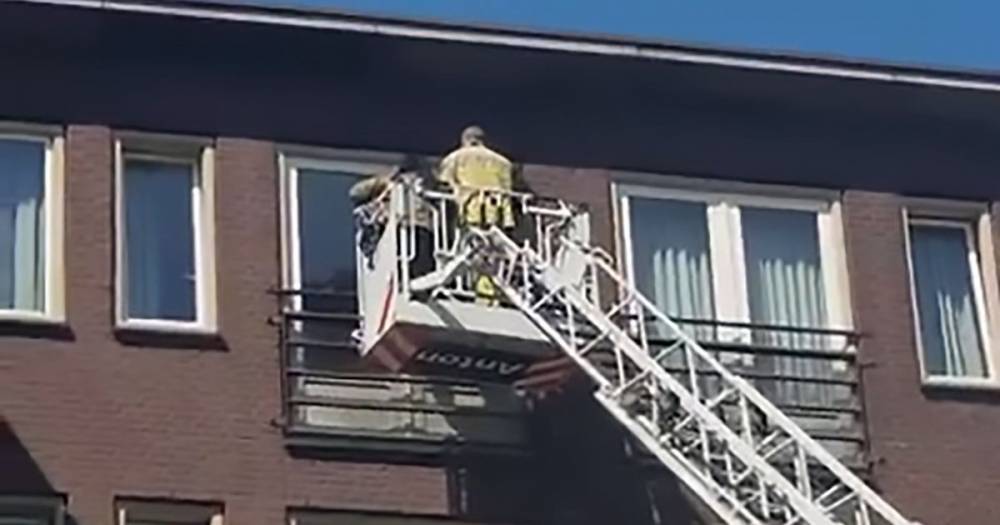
[582,251,912,525]
[480,228,835,525]
[596,395,769,525]
[525,232,908,525]
[552,277,837,525]
[476,226,914,525]
[391,181,912,525]
[492,261,767,525]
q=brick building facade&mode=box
[1,1,1000,524]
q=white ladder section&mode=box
[455,225,915,525]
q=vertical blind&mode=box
[909,223,987,378]
[742,206,829,405]
[0,138,45,311]
[627,195,839,409]
[628,196,715,340]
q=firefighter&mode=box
[437,125,515,229]
[437,125,514,304]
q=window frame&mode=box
[614,180,854,343]
[114,138,217,333]
[0,126,66,323]
[278,152,399,314]
[903,205,1000,388]
[287,509,480,525]
[115,498,223,525]
[0,495,65,525]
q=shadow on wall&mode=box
[526,382,715,525]
[921,385,1000,406]
[0,417,81,524]
[0,418,53,493]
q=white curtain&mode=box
[629,197,715,341]
[124,160,195,321]
[0,139,45,311]
[909,224,987,378]
[742,207,829,405]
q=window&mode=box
[905,207,1000,384]
[0,129,65,321]
[116,499,222,525]
[618,183,854,414]
[279,155,396,369]
[618,184,852,343]
[625,197,715,330]
[115,138,217,331]
[281,157,384,314]
[0,495,64,525]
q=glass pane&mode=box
[291,168,363,372]
[0,138,46,311]
[124,159,196,321]
[909,224,987,378]
[742,207,829,409]
[742,207,827,338]
[628,196,714,339]
[297,168,359,313]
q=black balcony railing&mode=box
[271,286,869,468]
[271,288,530,455]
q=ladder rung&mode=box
[456,221,913,525]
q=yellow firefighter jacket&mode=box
[437,144,515,228]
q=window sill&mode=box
[920,377,1000,392]
[116,318,215,334]
[0,311,72,340]
[115,322,226,351]
[0,310,64,325]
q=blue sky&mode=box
[275,0,1000,72]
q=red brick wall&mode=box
[520,165,615,252]
[10,128,996,525]
[2,136,695,524]
[843,190,1000,525]
[0,127,453,524]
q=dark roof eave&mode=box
[15,0,1000,94]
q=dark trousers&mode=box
[410,227,435,278]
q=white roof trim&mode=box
[17,0,1000,93]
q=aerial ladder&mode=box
[354,176,918,525]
